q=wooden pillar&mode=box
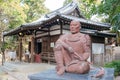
[2,35,5,65]
[19,37,22,61]
[30,35,35,62]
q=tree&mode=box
[92,0,120,44]
[23,0,49,23]
[0,0,28,29]
[92,0,120,30]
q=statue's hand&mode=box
[68,47,74,53]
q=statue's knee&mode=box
[54,44,62,51]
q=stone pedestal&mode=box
[28,68,114,80]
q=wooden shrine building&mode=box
[3,2,116,65]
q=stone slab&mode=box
[28,68,114,80]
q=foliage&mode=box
[0,0,28,29]
[93,0,120,32]
[104,60,120,76]
[23,0,49,23]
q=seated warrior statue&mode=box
[54,20,105,77]
[54,20,91,75]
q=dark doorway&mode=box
[28,42,31,53]
[35,42,42,54]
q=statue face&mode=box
[70,20,80,34]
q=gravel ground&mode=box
[0,61,55,80]
[115,76,120,80]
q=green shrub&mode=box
[104,60,120,76]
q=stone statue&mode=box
[54,20,91,75]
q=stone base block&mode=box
[28,68,114,80]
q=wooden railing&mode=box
[41,52,56,64]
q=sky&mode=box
[44,0,65,11]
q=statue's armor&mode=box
[54,33,91,74]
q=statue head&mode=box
[70,20,81,34]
